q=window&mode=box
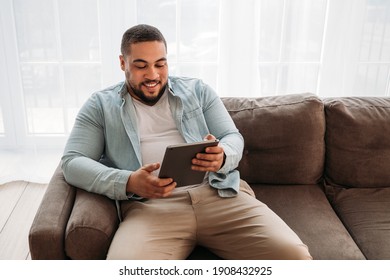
[0,0,223,148]
[136,0,220,88]
[1,0,390,182]
[257,0,327,95]
[0,108,4,135]
[13,0,102,136]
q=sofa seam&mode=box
[226,97,322,112]
[325,100,390,109]
[66,225,112,240]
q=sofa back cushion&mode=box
[325,97,390,188]
[222,93,325,185]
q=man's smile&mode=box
[143,81,159,89]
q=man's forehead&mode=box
[128,41,166,56]
[132,57,167,64]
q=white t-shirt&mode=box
[132,92,185,176]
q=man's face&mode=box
[120,41,168,105]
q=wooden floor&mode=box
[0,181,47,260]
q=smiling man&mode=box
[120,40,168,105]
[61,24,312,260]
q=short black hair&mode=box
[120,24,167,55]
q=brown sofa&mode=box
[29,93,390,260]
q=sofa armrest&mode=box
[65,188,119,259]
[29,164,76,259]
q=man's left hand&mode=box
[191,134,225,172]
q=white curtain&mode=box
[1,0,390,183]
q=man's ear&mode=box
[119,55,125,71]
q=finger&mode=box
[194,148,223,161]
[152,177,174,187]
[192,154,221,166]
[193,156,220,166]
[203,134,216,141]
[151,181,177,198]
[142,162,160,173]
[204,146,224,155]
[192,153,223,172]
[159,182,177,197]
[191,163,219,172]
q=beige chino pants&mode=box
[107,180,312,260]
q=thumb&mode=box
[203,134,216,141]
[141,162,160,173]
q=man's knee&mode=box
[106,250,132,260]
[106,241,194,260]
[277,243,312,260]
[106,248,170,260]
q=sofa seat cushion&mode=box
[222,93,325,185]
[65,188,119,259]
[325,184,390,259]
[325,97,390,188]
[251,183,365,260]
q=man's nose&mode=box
[145,66,159,80]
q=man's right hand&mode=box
[126,163,176,198]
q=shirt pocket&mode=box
[182,107,209,141]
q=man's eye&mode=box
[156,63,166,68]
[135,65,146,69]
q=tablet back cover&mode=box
[158,140,218,187]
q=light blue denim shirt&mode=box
[61,76,244,201]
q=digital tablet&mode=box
[158,139,219,187]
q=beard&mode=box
[128,80,167,106]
